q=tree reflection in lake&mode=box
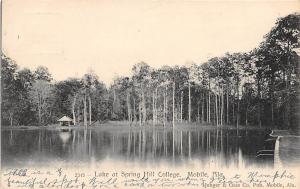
[2,128,271,167]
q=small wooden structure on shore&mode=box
[57,116,73,126]
[256,129,300,167]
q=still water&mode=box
[2,127,272,168]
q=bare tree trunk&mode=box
[38,94,42,125]
[84,93,87,128]
[219,92,221,125]
[165,86,168,124]
[208,79,211,123]
[113,89,116,116]
[176,104,179,122]
[9,112,13,127]
[72,94,77,125]
[172,82,175,127]
[152,90,155,126]
[219,93,221,125]
[77,104,80,125]
[127,91,131,122]
[215,93,218,126]
[188,82,191,122]
[142,85,146,124]
[88,95,92,125]
[139,102,142,127]
[226,86,229,125]
[236,83,240,129]
[164,88,166,127]
[139,92,142,126]
[38,104,41,125]
[180,91,183,123]
[201,94,204,123]
[133,98,136,123]
[197,102,200,123]
[221,85,224,126]
[155,87,158,125]
[206,92,209,123]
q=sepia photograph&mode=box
[1,0,300,188]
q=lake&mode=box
[1,126,277,168]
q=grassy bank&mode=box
[1,120,267,131]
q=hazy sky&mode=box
[3,0,299,85]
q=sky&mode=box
[3,0,299,85]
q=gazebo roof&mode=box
[57,116,73,122]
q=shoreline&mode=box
[1,121,269,131]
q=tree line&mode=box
[1,61,110,127]
[2,13,299,130]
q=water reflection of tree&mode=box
[3,128,269,167]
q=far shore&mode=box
[1,120,271,131]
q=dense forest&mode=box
[2,13,300,130]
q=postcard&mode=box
[1,0,300,188]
